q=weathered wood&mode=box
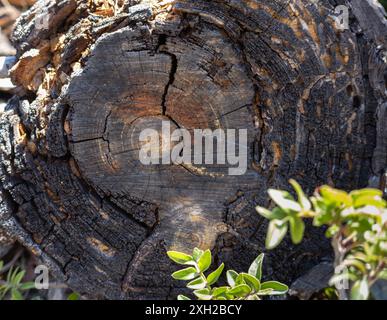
[0,0,386,299]
[289,261,333,300]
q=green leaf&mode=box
[13,270,26,286]
[226,270,239,287]
[268,189,301,212]
[340,259,367,274]
[212,287,228,297]
[193,289,212,300]
[325,224,340,238]
[379,242,387,255]
[172,267,198,281]
[289,179,311,211]
[353,195,386,209]
[312,198,334,226]
[266,219,288,249]
[207,263,224,286]
[240,273,260,292]
[350,188,383,201]
[67,292,80,301]
[256,207,287,220]
[257,288,276,295]
[248,253,264,281]
[289,216,305,244]
[0,261,3,271]
[177,295,191,300]
[11,289,23,300]
[19,282,36,291]
[377,269,387,280]
[192,248,204,261]
[227,284,251,297]
[259,281,288,295]
[351,278,369,300]
[167,251,194,265]
[197,249,212,272]
[320,186,352,206]
[235,273,246,286]
[187,277,207,290]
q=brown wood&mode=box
[0,0,386,299]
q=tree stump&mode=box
[0,0,386,299]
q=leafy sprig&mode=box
[167,248,288,300]
[0,261,35,300]
[257,180,387,300]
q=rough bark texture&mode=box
[0,0,386,299]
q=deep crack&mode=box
[158,36,178,116]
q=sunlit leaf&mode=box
[289,179,311,211]
[193,288,212,300]
[197,249,212,272]
[350,189,383,201]
[235,273,246,286]
[340,259,367,274]
[167,251,194,265]
[325,224,340,238]
[212,287,228,297]
[227,284,251,297]
[192,248,204,261]
[312,198,334,227]
[320,186,352,206]
[289,216,305,244]
[259,281,288,295]
[378,269,387,280]
[207,263,224,286]
[353,195,386,209]
[187,277,207,290]
[172,267,198,281]
[248,253,264,281]
[268,189,301,212]
[256,207,286,220]
[226,270,239,287]
[266,219,288,249]
[351,278,369,300]
[240,273,260,292]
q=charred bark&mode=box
[0,0,386,299]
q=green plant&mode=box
[0,261,35,300]
[67,292,80,300]
[256,180,387,300]
[167,248,288,300]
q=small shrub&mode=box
[257,180,387,300]
[0,261,35,300]
[167,248,288,300]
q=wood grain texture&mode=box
[0,0,386,299]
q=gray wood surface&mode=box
[0,0,385,299]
